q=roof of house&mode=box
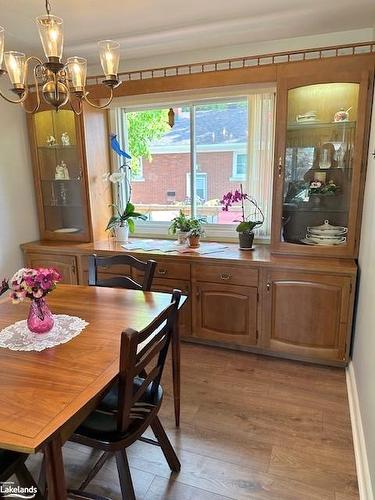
[151,102,248,147]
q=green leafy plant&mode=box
[188,218,206,237]
[126,109,170,173]
[168,210,192,234]
[106,202,147,233]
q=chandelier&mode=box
[0,0,121,114]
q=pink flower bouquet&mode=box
[7,267,62,304]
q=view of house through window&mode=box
[119,93,275,238]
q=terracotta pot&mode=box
[188,235,201,248]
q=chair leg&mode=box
[15,463,44,500]
[38,454,46,496]
[171,321,181,427]
[78,451,111,491]
[115,449,135,500]
[151,416,181,472]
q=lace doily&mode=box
[0,315,89,352]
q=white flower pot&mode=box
[177,231,189,245]
[116,224,129,243]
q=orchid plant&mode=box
[103,163,146,233]
[0,268,62,304]
[220,184,264,234]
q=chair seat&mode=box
[75,377,163,442]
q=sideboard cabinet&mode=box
[21,241,356,367]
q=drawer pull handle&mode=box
[220,273,232,280]
[266,281,271,291]
[158,268,167,275]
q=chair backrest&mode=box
[88,254,157,291]
[117,289,181,434]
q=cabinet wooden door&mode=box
[262,270,352,362]
[193,282,258,346]
[25,253,78,284]
[271,67,373,258]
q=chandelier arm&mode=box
[82,86,114,109]
[21,64,42,114]
[69,97,83,116]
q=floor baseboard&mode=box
[346,362,374,500]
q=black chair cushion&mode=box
[75,377,162,442]
[0,450,25,480]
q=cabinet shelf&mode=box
[44,204,83,208]
[287,121,356,131]
[41,179,82,183]
[38,145,77,150]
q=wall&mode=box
[88,28,375,75]
[351,92,375,494]
[0,101,39,277]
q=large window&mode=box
[114,92,275,239]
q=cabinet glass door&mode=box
[281,83,359,248]
[33,110,88,237]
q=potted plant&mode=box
[106,201,147,242]
[169,210,192,244]
[187,218,205,248]
[220,184,264,250]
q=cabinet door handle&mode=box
[278,157,283,178]
[71,264,76,275]
[220,273,232,280]
[158,268,167,275]
[266,281,271,291]
[196,287,200,299]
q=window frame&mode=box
[109,88,275,242]
[231,152,247,181]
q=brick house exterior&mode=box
[132,150,243,205]
[129,103,248,211]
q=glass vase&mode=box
[27,298,54,334]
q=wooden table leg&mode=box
[171,320,181,427]
[44,434,67,500]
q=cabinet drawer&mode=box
[135,260,190,281]
[192,264,258,287]
[151,278,190,296]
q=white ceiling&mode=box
[1,0,374,68]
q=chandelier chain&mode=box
[45,0,51,15]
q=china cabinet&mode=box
[271,70,373,258]
[27,104,112,242]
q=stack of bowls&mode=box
[304,220,347,246]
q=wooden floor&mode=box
[25,343,358,499]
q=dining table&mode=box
[0,284,185,499]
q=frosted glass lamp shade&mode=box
[4,51,26,85]
[0,27,4,70]
[36,15,63,60]
[98,40,120,79]
[67,57,87,90]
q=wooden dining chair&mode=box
[89,253,182,428]
[0,450,43,499]
[69,290,182,499]
[88,254,157,291]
